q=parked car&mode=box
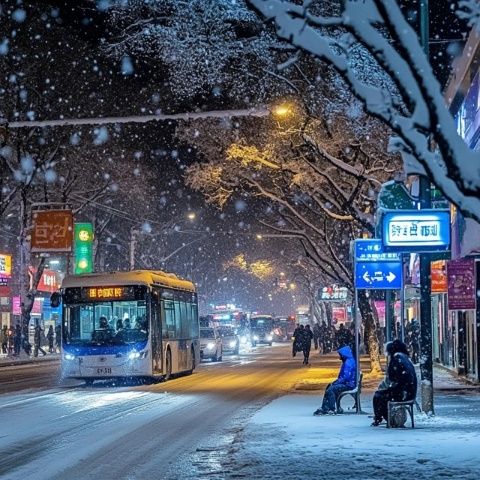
[218,326,239,355]
[199,327,223,361]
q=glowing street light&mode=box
[187,212,196,221]
[256,234,263,240]
[272,103,293,118]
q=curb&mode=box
[0,356,60,368]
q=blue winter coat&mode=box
[334,345,356,389]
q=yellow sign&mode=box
[0,254,12,277]
[87,287,125,300]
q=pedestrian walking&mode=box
[22,324,31,356]
[302,325,313,365]
[313,323,321,350]
[14,324,22,356]
[371,339,417,426]
[0,325,7,354]
[33,322,47,357]
[292,324,302,357]
[313,346,356,415]
[47,325,54,353]
[7,326,14,355]
[55,323,61,352]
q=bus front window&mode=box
[64,300,147,346]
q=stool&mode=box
[387,400,418,428]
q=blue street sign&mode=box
[382,210,450,252]
[354,239,401,263]
[355,261,403,290]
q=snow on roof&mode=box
[62,270,196,292]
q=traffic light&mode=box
[74,223,93,274]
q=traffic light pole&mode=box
[419,0,434,415]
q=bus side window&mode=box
[163,299,175,339]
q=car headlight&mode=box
[64,353,75,361]
[267,335,273,341]
[253,335,259,341]
[206,342,215,350]
[128,350,147,360]
[229,340,237,348]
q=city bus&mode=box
[59,270,200,385]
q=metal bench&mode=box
[387,399,421,428]
[337,372,363,414]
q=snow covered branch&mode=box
[249,0,480,222]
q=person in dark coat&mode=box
[292,324,302,357]
[302,325,314,365]
[33,323,47,357]
[314,346,356,415]
[371,339,417,426]
[47,325,54,353]
[55,324,61,352]
[312,323,321,350]
[13,324,22,356]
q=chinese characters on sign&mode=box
[31,210,74,253]
[318,286,348,302]
[382,210,450,252]
[447,259,476,310]
[87,287,125,300]
[0,254,12,277]
[354,239,400,262]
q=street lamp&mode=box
[272,103,293,118]
[256,234,263,240]
[187,212,196,221]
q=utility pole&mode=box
[419,0,434,415]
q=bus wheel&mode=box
[84,379,94,387]
[165,349,172,381]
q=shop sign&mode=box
[13,296,44,315]
[382,210,450,252]
[447,259,476,310]
[0,253,12,278]
[431,260,447,293]
[31,210,73,252]
[318,286,349,301]
[332,307,347,324]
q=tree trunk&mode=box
[358,289,382,374]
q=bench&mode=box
[387,399,421,428]
[337,372,363,414]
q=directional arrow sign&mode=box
[355,262,403,290]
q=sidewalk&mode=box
[230,366,480,480]
[0,351,59,368]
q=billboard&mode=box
[0,253,12,278]
[447,259,476,310]
[31,210,73,252]
[431,260,447,293]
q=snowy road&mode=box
[0,344,308,480]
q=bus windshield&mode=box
[250,317,274,330]
[64,300,148,346]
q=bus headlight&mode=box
[267,335,273,341]
[206,343,215,350]
[128,350,147,360]
[64,353,75,361]
[229,340,237,348]
[253,335,259,341]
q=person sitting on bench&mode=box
[314,345,356,415]
[371,339,417,426]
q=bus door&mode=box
[151,290,163,374]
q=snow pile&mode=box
[232,392,480,479]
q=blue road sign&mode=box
[382,210,450,252]
[354,239,401,263]
[355,261,403,290]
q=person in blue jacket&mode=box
[314,345,356,415]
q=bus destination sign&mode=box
[87,286,127,300]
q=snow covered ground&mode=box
[232,387,480,479]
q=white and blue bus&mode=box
[60,270,200,385]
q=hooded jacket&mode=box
[334,345,356,388]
